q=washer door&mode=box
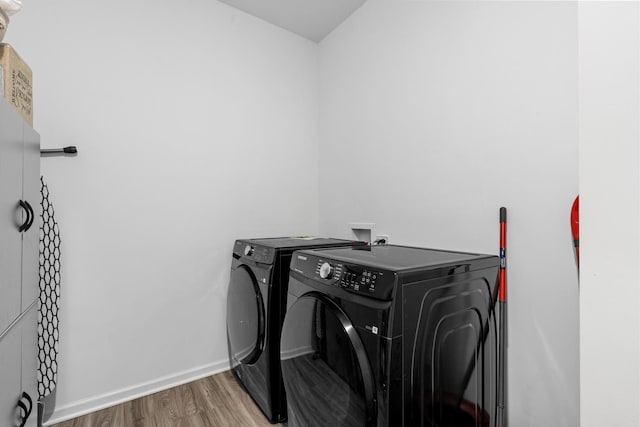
[280,292,376,427]
[226,265,265,366]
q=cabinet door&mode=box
[21,303,38,427]
[0,99,24,334]
[0,322,22,427]
[21,125,40,310]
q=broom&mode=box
[496,207,508,427]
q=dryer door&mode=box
[280,292,376,427]
[226,265,265,366]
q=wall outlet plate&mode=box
[375,235,390,244]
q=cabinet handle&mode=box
[24,201,35,232]
[18,200,31,232]
[16,392,33,427]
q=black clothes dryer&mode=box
[226,237,365,423]
[280,245,500,427]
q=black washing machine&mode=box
[280,245,500,427]
[226,237,365,423]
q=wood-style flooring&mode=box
[50,371,277,427]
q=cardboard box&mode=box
[0,43,32,125]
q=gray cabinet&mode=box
[0,96,40,427]
[0,101,23,334]
[0,321,22,427]
[21,126,41,310]
[20,304,38,427]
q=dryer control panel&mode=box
[338,264,386,295]
[289,254,396,300]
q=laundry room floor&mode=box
[50,371,276,427]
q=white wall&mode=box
[318,2,579,426]
[6,0,319,422]
[579,3,640,426]
[6,1,638,425]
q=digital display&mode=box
[341,265,379,294]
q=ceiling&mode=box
[217,0,368,42]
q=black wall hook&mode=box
[41,146,78,157]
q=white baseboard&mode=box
[43,359,231,426]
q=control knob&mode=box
[244,245,255,256]
[319,262,333,279]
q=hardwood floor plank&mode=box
[84,402,125,427]
[126,395,149,427]
[180,382,199,418]
[50,371,280,427]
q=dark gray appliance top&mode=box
[239,237,361,250]
[306,244,495,272]
[233,237,365,265]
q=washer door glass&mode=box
[280,293,376,427]
[226,265,265,365]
